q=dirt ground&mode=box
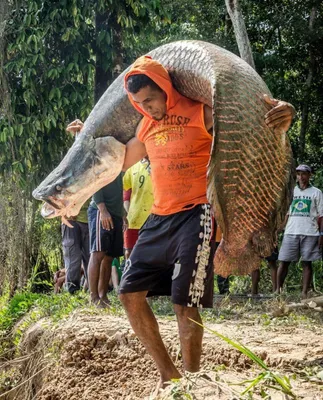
[17,302,323,400]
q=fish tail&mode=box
[214,239,262,277]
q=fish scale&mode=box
[33,40,293,277]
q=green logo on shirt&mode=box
[290,199,312,216]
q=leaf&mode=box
[1,128,8,142]
[49,88,56,101]
[17,125,24,136]
[67,63,74,73]
[26,159,32,169]
[61,30,70,42]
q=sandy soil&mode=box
[20,309,323,400]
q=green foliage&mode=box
[241,0,323,166]
[0,290,89,354]
[1,0,169,187]
[0,292,39,333]
[0,0,169,294]
[1,0,323,296]
[191,320,297,398]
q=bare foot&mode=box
[301,292,308,300]
[98,297,110,309]
[90,296,100,306]
[151,379,174,398]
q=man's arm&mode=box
[122,120,147,171]
[319,217,323,248]
[93,189,114,231]
[203,95,295,134]
[316,190,323,248]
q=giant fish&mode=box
[33,40,294,277]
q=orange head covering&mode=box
[124,56,181,118]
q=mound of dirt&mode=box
[14,311,323,399]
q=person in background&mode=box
[87,175,123,307]
[62,120,90,294]
[123,157,153,259]
[67,119,124,307]
[251,250,278,296]
[277,164,323,299]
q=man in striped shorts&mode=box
[87,174,124,307]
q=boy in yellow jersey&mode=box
[123,157,153,259]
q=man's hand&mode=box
[123,215,128,232]
[264,94,296,133]
[100,209,114,231]
[319,236,323,249]
[66,119,84,135]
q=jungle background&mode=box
[0,0,323,296]
[0,0,323,294]
[1,1,323,399]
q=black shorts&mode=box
[119,204,215,308]
[88,206,123,257]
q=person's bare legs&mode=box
[88,251,105,303]
[276,261,290,294]
[173,305,203,372]
[124,248,133,260]
[251,269,260,295]
[98,255,113,306]
[301,261,312,299]
[269,260,278,292]
[110,263,120,291]
[120,291,181,383]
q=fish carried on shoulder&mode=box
[33,40,294,277]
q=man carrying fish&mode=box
[118,55,295,389]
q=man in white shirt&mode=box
[277,164,323,298]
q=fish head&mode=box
[33,131,125,220]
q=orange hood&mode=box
[124,55,181,118]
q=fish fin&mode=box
[214,239,262,277]
[62,216,73,228]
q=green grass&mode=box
[0,290,91,354]
[190,319,297,399]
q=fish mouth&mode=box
[40,202,75,228]
[41,203,57,218]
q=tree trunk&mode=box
[225,0,255,70]
[298,7,316,162]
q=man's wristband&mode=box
[320,232,323,236]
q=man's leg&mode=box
[88,251,106,303]
[301,261,312,299]
[124,248,133,260]
[269,260,278,292]
[62,222,82,294]
[81,221,90,287]
[276,261,290,293]
[98,255,113,303]
[251,269,260,295]
[110,259,120,291]
[120,291,181,383]
[217,275,230,294]
[173,305,203,372]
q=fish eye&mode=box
[56,185,62,191]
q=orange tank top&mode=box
[137,95,212,215]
